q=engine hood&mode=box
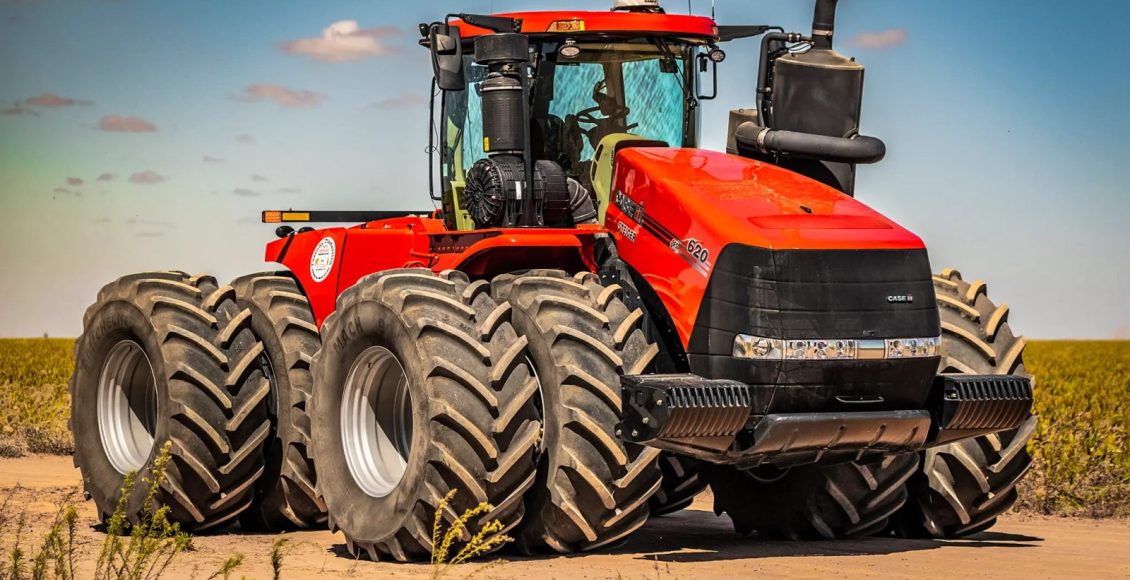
[606,147,932,348]
[612,147,924,251]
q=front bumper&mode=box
[619,373,1034,468]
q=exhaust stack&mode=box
[811,0,838,49]
[736,0,877,196]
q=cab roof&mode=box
[451,11,718,41]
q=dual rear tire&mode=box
[309,270,541,560]
[311,269,662,559]
[71,272,271,531]
[491,270,662,553]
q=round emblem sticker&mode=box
[310,237,336,283]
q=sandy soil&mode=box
[1,455,1127,579]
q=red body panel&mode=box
[264,149,926,343]
[604,148,926,346]
[452,11,717,40]
[265,217,603,326]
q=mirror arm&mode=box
[697,55,719,101]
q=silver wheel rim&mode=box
[340,346,414,498]
[97,340,158,474]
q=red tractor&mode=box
[69,0,1036,561]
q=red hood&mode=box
[615,147,924,251]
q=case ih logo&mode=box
[614,190,644,222]
[887,294,915,304]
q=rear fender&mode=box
[265,228,347,326]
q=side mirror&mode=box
[430,23,465,91]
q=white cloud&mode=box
[373,92,428,110]
[237,84,324,108]
[280,21,400,63]
[849,29,907,50]
[128,170,167,184]
[99,115,157,133]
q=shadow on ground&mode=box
[616,509,1042,563]
[323,506,1044,565]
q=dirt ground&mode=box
[2,456,1127,579]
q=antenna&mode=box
[711,0,716,19]
[687,0,692,13]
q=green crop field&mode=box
[0,338,73,457]
[0,338,1126,517]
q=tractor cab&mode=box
[427,8,724,230]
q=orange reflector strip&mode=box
[548,19,585,32]
[262,211,312,223]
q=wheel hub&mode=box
[340,346,414,498]
[97,340,158,474]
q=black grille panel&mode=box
[690,245,940,354]
[661,383,753,438]
[667,383,753,409]
[687,245,941,415]
[940,375,1034,431]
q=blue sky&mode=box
[1,0,1128,338]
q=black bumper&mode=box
[619,373,1034,468]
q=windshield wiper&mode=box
[650,38,680,75]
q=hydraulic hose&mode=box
[734,122,886,165]
[567,178,598,225]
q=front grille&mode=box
[686,245,941,414]
[689,245,940,354]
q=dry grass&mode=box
[430,489,513,580]
[0,444,251,580]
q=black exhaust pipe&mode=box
[734,122,885,165]
[811,0,838,49]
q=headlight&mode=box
[733,334,940,361]
[732,336,783,359]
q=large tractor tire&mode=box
[706,454,919,540]
[650,454,707,517]
[889,268,1037,539]
[491,270,662,553]
[70,272,270,531]
[229,273,326,530]
[310,270,540,561]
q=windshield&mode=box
[441,40,696,193]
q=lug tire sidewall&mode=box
[311,300,430,540]
[73,301,170,519]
